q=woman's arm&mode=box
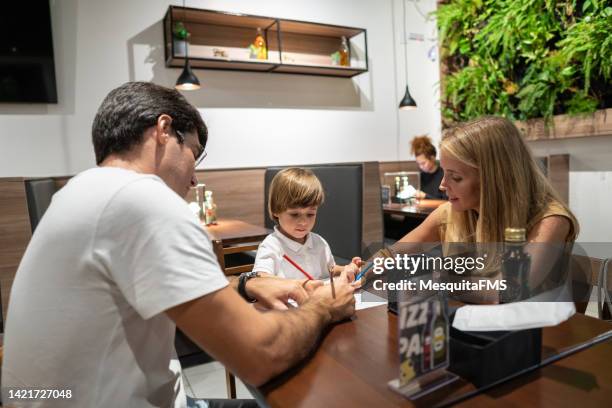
[398,204,445,244]
[525,215,571,292]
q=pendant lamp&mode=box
[399,0,416,110]
[175,1,200,90]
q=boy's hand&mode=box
[343,263,359,282]
[351,257,363,267]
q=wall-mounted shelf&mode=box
[163,7,368,78]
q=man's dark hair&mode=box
[92,81,207,164]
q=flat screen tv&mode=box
[0,0,58,103]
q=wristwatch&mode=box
[238,271,260,303]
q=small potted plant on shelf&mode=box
[172,21,189,56]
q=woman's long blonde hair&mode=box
[441,116,578,243]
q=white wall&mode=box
[0,0,440,175]
[528,137,612,243]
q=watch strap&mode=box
[238,271,259,302]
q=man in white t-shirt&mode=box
[1,82,355,407]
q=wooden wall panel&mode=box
[362,162,384,257]
[193,169,266,227]
[517,108,612,141]
[0,179,32,322]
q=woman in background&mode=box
[411,135,447,200]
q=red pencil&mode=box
[283,254,314,280]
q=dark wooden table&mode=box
[384,200,447,219]
[204,219,270,275]
[204,219,269,245]
[250,305,612,408]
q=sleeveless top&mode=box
[437,200,577,243]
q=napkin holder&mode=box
[448,312,542,388]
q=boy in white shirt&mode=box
[253,168,361,281]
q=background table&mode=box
[251,305,612,408]
[383,200,446,240]
[383,199,447,219]
[204,219,270,276]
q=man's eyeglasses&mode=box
[174,129,207,167]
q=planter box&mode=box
[516,108,612,141]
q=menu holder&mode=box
[388,293,459,399]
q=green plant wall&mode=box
[436,0,611,123]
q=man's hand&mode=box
[310,269,356,322]
[246,275,319,310]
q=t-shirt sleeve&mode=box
[93,178,228,320]
[253,236,280,275]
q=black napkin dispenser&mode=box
[448,315,542,388]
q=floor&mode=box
[183,361,252,400]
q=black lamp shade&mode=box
[399,85,417,110]
[175,59,200,91]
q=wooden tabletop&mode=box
[253,305,612,408]
[384,200,447,218]
[203,219,270,245]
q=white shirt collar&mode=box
[273,226,313,252]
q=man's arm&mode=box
[227,274,321,310]
[166,272,355,386]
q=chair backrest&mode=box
[264,165,363,262]
[24,179,57,232]
[597,258,612,320]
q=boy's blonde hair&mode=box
[268,168,325,222]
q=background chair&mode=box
[264,164,363,264]
[597,257,612,321]
[24,178,57,232]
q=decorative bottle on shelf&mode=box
[339,36,350,66]
[204,190,218,225]
[249,27,268,60]
[501,227,531,303]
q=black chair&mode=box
[264,164,363,264]
[24,179,57,232]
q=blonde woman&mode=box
[399,116,578,297]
